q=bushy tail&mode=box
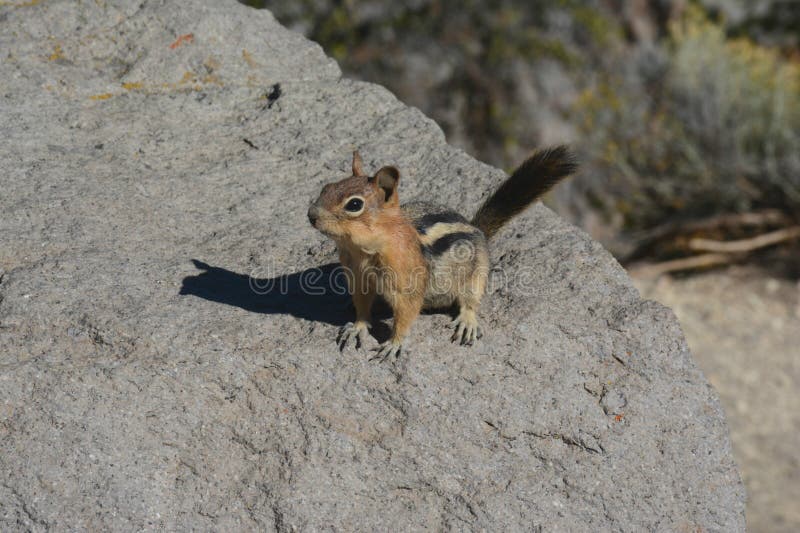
[471,145,578,240]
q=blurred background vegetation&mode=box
[237,2,799,531]
[241,0,800,267]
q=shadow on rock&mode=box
[179,259,355,326]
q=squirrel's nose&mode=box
[308,205,320,226]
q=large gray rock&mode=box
[0,1,744,530]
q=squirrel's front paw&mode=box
[369,340,402,362]
[451,312,482,346]
[337,321,368,351]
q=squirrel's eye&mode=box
[344,197,364,213]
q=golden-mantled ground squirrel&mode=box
[308,147,577,361]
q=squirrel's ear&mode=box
[352,151,365,177]
[371,166,400,205]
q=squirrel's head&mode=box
[308,151,401,245]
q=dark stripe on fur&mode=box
[471,145,578,239]
[413,211,469,235]
[422,231,477,257]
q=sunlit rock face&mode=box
[0,1,744,530]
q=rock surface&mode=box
[0,1,744,530]
[636,267,800,533]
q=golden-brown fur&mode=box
[308,154,427,359]
[309,148,576,360]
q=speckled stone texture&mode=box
[0,1,744,530]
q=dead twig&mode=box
[688,226,800,254]
[636,209,789,241]
[629,225,800,278]
[625,209,792,261]
[629,253,739,279]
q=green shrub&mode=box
[244,1,799,257]
[572,7,800,244]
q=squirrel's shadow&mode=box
[179,259,394,339]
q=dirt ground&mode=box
[634,266,800,533]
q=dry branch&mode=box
[629,253,740,279]
[625,209,794,262]
[688,226,800,254]
[634,209,790,243]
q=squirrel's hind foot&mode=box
[337,321,369,351]
[451,312,482,346]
